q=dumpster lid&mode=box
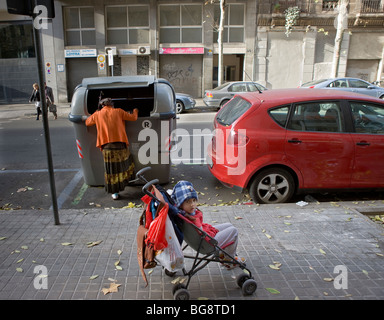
[81,76,156,89]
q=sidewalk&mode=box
[0,201,383,300]
[0,99,207,120]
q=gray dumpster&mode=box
[68,75,176,186]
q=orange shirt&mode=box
[85,106,138,149]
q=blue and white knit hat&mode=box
[171,181,198,208]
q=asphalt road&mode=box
[1,105,384,212]
[0,106,252,211]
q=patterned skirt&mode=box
[102,143,135,194]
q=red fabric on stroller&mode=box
[142,194,169,251]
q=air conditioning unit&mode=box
[137,46,150,55]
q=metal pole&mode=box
[32,0,60,225]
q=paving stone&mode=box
[0,202,383,300]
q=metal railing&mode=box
[361,0,384,13]
[261,0,384,14]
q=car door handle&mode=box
[288,139,302,144]
[356,141,370,146]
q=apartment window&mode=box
[213,3,245,43]
[64,7,96,46]
[159,4,202,43]
[106,5,149,45]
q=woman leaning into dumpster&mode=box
[83,98,138,200]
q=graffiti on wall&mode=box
[161,61,199,96]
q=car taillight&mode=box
[309,85,315,88]
[206,92,213,98]
[227,130,249,146]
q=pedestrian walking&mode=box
[29,83,41,120]
[45,82,57,120]
[84,98,138,200]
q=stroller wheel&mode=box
[236,273,251,288]
[174,288,190,300]
[242,279,257,295]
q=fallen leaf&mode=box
[89,275,99,280]
[234,216,243,220]
[0,237,7,241]
[117,250,122,255]
[21,245,28,250]
[61,242,73,246]
[265,233,272,239]
[16,258,24,263]
[87,240,102,248]
[319,248,326,255]
[266,288,280,294]
[101,282,121,295]
[362,269,369,276]
[323,277,334,282]
[115,265,123,271]
[17,188,27,193]
[269,264,280,270]
[16,267,23,273]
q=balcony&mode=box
[259,0,384,14]
[361,0,384,13]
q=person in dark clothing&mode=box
[29,83,41,120]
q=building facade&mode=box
[0,0,383,104]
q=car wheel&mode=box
[379,95,384,100]
[176,100,184,114]
[249,168,295,204]
[220,99,229,109]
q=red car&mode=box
[207,88,384,204]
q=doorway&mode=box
[212,54,244,87]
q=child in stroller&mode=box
[171,180,246,269]
[136,167,257,299]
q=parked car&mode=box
[207,88,384,204]
[175,93,196,113]
[203,81,267,109]
[300,77,384,99]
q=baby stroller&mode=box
[135,167,257,300]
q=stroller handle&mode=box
[142,179,160,200]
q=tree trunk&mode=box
[331,0,348,78]
[217,0,226,86]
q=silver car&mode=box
[301,77,384,99]
[175,93,196,113]
[203,81,267,109]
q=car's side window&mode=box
[351,102,384,134]
[287,101,343,132]
[247,83,257,91]
[328,80,348,88]
[229,84,247,92]
[349,79,369,88]
[269,105,290,127]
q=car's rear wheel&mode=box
[219,99,230,109]
[176,100,184,113]
[249,168,295,204]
